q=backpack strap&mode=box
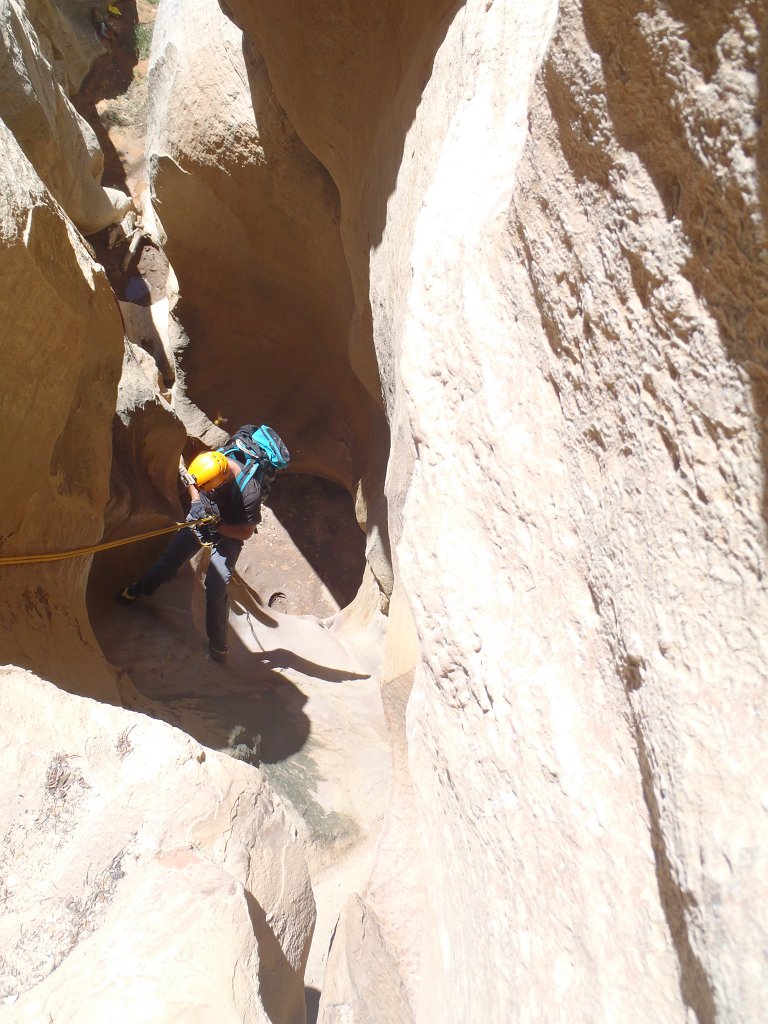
[235,457,264,494]
[217,424,287,496]
[217,440,268,495]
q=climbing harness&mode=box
[0,517,218,567]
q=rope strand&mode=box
[0,517,216,567]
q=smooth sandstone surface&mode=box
[0,0,766,1021]
[0,667,314,1024]
[218,1,767,1021]
[0,115,124,698]
[146,0,384,490]
[388,2,767,1021]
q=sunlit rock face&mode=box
[0,0,132,232]
[0,668,315,1024]
[0,118,124,698]
[217,0,768,1021]
[499,5,767,1020]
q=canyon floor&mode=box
[92,535,390,1016]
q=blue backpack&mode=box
[218,424,290,495]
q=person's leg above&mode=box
[204,536,243,659]
[117,528,200,603]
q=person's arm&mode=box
[180,459,201,502]
[217,521,256,540]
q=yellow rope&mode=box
[0,519,213,567]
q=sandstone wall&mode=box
[219,0,462,407]
[3,0,764,1019]
[0,0,131,233]
[0,17,319,1018]
[216,0,768,1021]
[0,117,125,698]
[380,1,767,1021]
[501,5,768,1020]
[146,0,384,490]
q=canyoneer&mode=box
[117,424,290,662]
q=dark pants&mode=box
[133,525,243,650]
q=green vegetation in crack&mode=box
[133,21,154,60]
[99,74,149,130]
[263,750,359,850]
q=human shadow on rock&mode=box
[93,580,311,765]
[135,639,313,766]
[166,673,311,766]
[305,986,321,1024]
[265,475,366,611]
[254,647,369,683]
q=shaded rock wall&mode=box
[87,339,190,608]
[0,1,179,695]
[0,116,124,698]
[147,0,384,490]
[219,0,462,406]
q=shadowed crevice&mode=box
[266,474,367,611]
[630,716,717,1024]
[244,889,309,1024]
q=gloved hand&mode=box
[188,499,215,521]
[187,500,220,545]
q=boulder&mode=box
[0,667,315,1024]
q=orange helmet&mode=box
[188,451,229,491]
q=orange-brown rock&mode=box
[0,120,124,698]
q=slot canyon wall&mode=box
[203,0,766,1020]
[0,0,766,1023]
[0,107,124,697]
[0,4,315,1021]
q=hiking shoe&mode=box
[208,644,228,663]
[115,584,141,605]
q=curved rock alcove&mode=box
[1,0,767,1022]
